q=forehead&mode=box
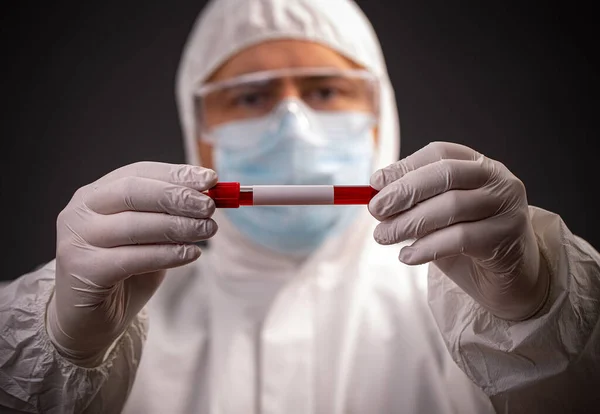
[207,39,360,82]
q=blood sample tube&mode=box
[205,182,379,208]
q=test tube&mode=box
[205,182,379,208]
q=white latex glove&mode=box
[47,162,218,367]
[369,142,550,321]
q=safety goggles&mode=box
[193,67,379,140]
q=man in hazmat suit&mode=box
[1,0,599,413]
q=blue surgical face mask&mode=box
[210,99,376,255]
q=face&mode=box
[195,39,378,170]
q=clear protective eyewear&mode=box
[193,67,379,142]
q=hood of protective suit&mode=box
[176,0,399,168]
[175,0,400,267]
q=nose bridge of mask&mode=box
[267,98,326,147]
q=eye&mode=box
[307,87,339,101]
[233,91,269,108]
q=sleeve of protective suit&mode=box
[0,260,147,414]
[428,206,600,414]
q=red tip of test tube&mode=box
[206,182,241,208]
[333,185,379,204]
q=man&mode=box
[1,0,598,413]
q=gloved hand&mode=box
[47,162,218,367]
[369,142,550,321]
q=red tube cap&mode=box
[206,182,241,208]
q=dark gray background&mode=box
[2,1,597,280]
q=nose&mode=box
[272,99,310,133]
[269,98,327,147]
[278,77,302,101]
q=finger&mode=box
[85,176,215,218]
[98,244,202,285]
[83,212,218,247]
[370,141,481,190]
[369,158,489,220]
[92,161,218,191]
[396,218,508,265]
[373,188,500,245]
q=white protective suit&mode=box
[1,0,599,413]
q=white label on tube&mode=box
[253,185,334,205]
